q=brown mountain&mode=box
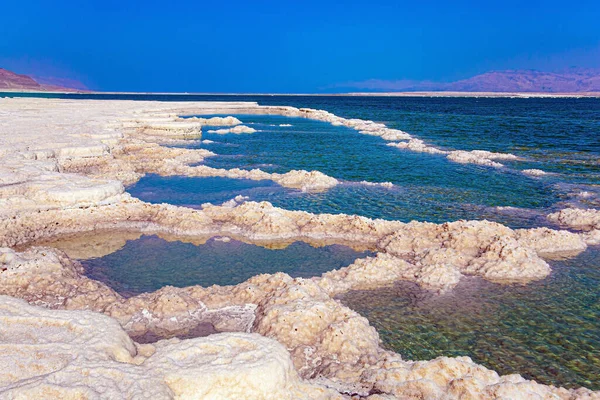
[446,69,600,93]
[342,69,600,93]
[0,68,87,92]
[32,75,89,91]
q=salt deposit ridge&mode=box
[0,97,599,398]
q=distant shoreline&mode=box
[2,89,600,98]
[341,91,600,98]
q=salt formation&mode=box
[547,208,600,245]
[358,180,395,188]
[0,97,598,398]
[0,296,336,399]
[207,125,257,134]
[447,150,520,167]
[522,168,548,176]
[548,207,600,231]
[387,139,446,155]
[189,115,243,126]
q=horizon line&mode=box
[2,89,600,98]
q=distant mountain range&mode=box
[341,69,600,93]
[0,68,87,92]
[2,66,600,93]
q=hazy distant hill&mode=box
[3,66,599,93]
[0,68,87,92]
[31,75,89,91]
[342,69,600,93]
[446,69,600,92]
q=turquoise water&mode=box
[197,114,561,210]
[129,174,552,228]
[338,248,600,390]
[5,92,600,390]
[81,235,372,296]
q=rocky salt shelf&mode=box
[0,97,599,399]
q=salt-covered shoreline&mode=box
[1,98,599,398]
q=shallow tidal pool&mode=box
[50,233,373,296]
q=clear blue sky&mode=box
[1,0,599,92]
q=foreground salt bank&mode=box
[0,98,599,399]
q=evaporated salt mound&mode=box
[40,176,125,205]
[522,168,548,176]
[548,207,600,231]
[361,353,598,399]
[376,220,553,286]
[62,140,217,186]
[173,165,338,192]
[358,128,412,141]
[207,125,257,134]
[139,120,205,136]
[318,253,462,294]
[144,332,337,399]
[359,180,394,188]
[387,139,447,155]
[221,194,250,208]
[582,229,600,245]
[515,227,588,256]
[0,170,125,210]
[447,150,519,168]
[191,115,243,126]
[0,296,336,399]
[273,170,339,192]
[125,115,242,138]
[183,165,272,182]
[56,143,111,158]
[0,246,122,309]
[199,201,402,244]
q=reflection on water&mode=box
[127,175,279,209]
[73,235,372,296]
[338,248,600,390]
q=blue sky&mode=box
[1,0,599,92]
